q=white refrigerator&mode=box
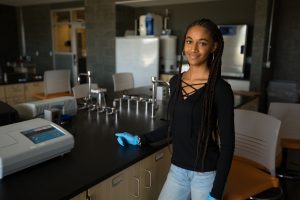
[219,25,248,78]
[115,36,159,87]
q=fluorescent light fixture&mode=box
[115,0,222,7]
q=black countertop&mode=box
[0,87,254,200]
[0,73,43,85]
[0,97,169,200]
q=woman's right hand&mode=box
[207,194,217,200]
[115,132,139,146]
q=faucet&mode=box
[150,76,170,118]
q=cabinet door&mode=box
[89,178,110,200]
[5,96,25,105]
[24,81,44,102]
[140,154,156,200]
[153,146,172,199]
[4,84,25,97]
[0,86,5,102]
[4,84,25,105]
[70,191,87,200]
[109,169,129,200]
[127,162,141,200]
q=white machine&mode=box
[159,35,177,72]
[116,36,159,87]
[0,118,74,179]
[139,13,162,36]
[13,96,77,120]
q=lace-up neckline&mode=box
[181,78,207,100]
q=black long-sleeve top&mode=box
[140,74,235,199]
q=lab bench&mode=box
[0,87,254,200]
[0,97,169,200]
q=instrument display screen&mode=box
[21,125,64,144]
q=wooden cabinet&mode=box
[89,176,110,200]
[153,146,172,199]
[140,153,156,200]
[70,191,87,200]
[24,82,44,102]
[0,86,5,102]
[140,146,172,199]
[70,146,171,200]
[4,84,25,105]
[0,81,43,105]
[109,170,129,199]
[127,162,141,200]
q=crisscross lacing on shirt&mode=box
[181,79,206,99]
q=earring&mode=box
[212,53,215,62]
[182,51,185,57]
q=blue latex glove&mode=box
[207,193,217,200]
[115,132,139,146]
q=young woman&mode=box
[115,18,235,200]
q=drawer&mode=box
[6,96,25,106]
[0,86,5,99]
[24,82,44,92]
[24,82,44,101]
[4,84,25,98]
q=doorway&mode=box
[51,8,86,85]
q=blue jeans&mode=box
[158,164,216,200]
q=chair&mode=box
[44,70,71,95]
[72,83,98,99]
[112,72,134,92]
[268,102,300,197]
[34,70,72,99]
[72,83,98,110]
[224,109,282,200]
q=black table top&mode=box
[0,72,43,85]
[0,97,169,200]
[0,87,253,200]
[0,101,19,126]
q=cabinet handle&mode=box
[86,190,92,200]
[144,169,152,188]
[155,152,164,161]
[131,177,140,198]
[112,174,123,187]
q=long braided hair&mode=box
[167,18,224,169]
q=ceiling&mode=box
[115,0,221,7]
[0,0,220,7]
[0,0,82,6]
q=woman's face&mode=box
[184,25,217,68]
